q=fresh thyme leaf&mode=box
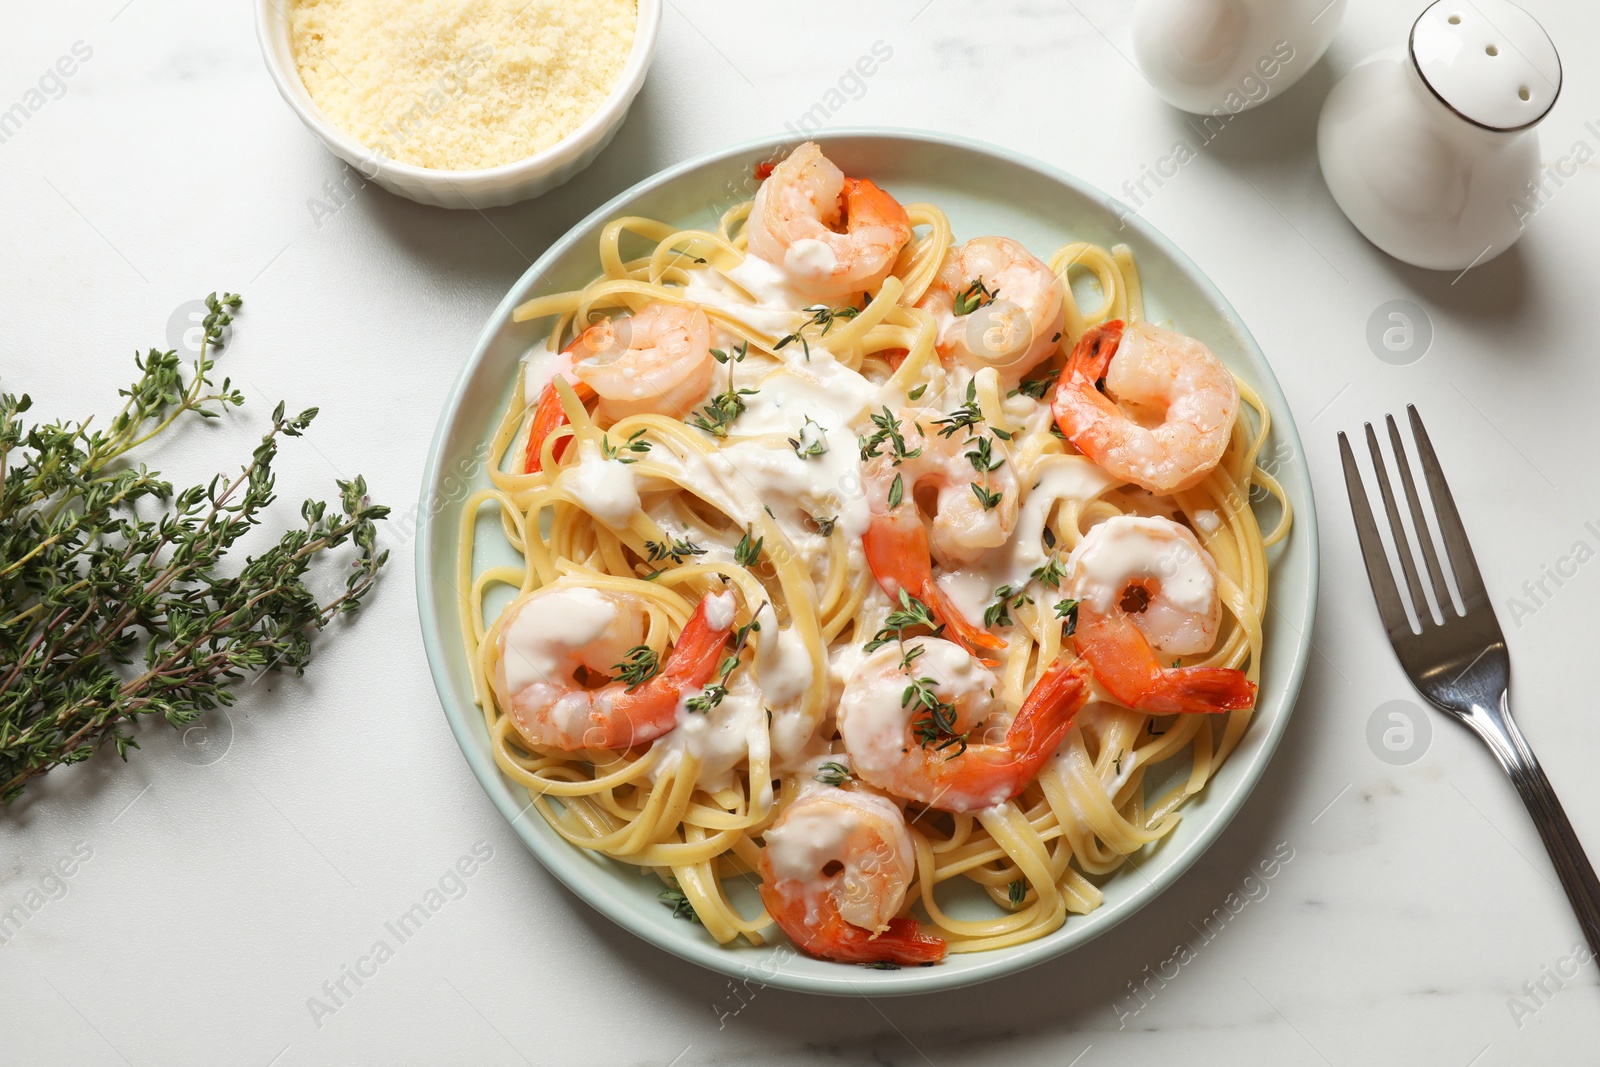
[1011,375,1053,401]
[811,514,837,537]
[689,385,757,437]
[860,407,922,465]
[935,380,985,439]
[887,472,904,510]
[644,537,706,565]
[709,340,749,365]
[970,482,1003,510]
[775,305,860,361]
[964,436,1004,474]
[982,585,1033,629]
[690,343,756,436]
[863,589,944,653]
[686,650,742,713]
[814,761,850,787]
[734,524,763,568]
[786,417,828,459]
[1008,879,1026,908]
[601,428,651,463]
[906,383,928,402]
[1054,598,1080,637]
[612,645,661,690]
[658,889,701,923]
[0,293,388,802]
[1030,555,1067,590]
[862,960,901,970]
[952,277,998,317]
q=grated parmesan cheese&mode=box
[291,0,637,171]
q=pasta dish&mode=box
[455,142,1291,965]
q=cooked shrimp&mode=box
[861,413,1018,659]
[758,788,946,965]
[572,301,717,422]
[837,638,1092,812]
[745,141,912,300]
[525,303,716,468]
[1052,320,1239,494]
[917,237,1065,381]
[493,585,734,751]
[1066,515,1255,715]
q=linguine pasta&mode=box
[453,162,1291,958]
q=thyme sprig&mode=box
[775,305,859,361]
[601,428,650,463]
[952,277,998,317]
[863,589,945,653]
[0,293,388,802]
[691,341,755,438]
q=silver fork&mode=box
[1339,405,1600,956]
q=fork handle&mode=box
[1478,702,1600,958]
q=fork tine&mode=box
[1387,413,1456,617]
[1339,430,1413,637]
[1407,405,1490,609]
[1365,421,1430,627]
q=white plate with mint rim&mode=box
[415,128,1319,996]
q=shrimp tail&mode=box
[758,883,947,965]
[659,594,735,688]
[602,594,734,749]
[1063,319,1125,384]
[1008,656,1092,758]
[922,576,1006,663]
[1141,667,1258,716]
[523,377,597,474]
[1073,613,1254,715]
[863,511,1005,665]
[841,177,911,235]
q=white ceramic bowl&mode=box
[254,0,661,209]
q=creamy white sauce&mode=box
[682,258,811,337]
[559,439,640,527]
[704,589,736,631]
[929,454,1122,630]
[650,673,769,793]
[764,800,857,881]
[501,586,625,696]
[754,604,813,712]
[1195,508,1222,534]
[521,346,567,407]
[783,238,838,285]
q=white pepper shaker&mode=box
[1131,0,1346,115]
[1318,0,1561,271]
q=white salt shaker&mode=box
[1318,0,1561,271]
[1131,0,1346,114]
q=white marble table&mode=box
[4,1,1599,1063]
